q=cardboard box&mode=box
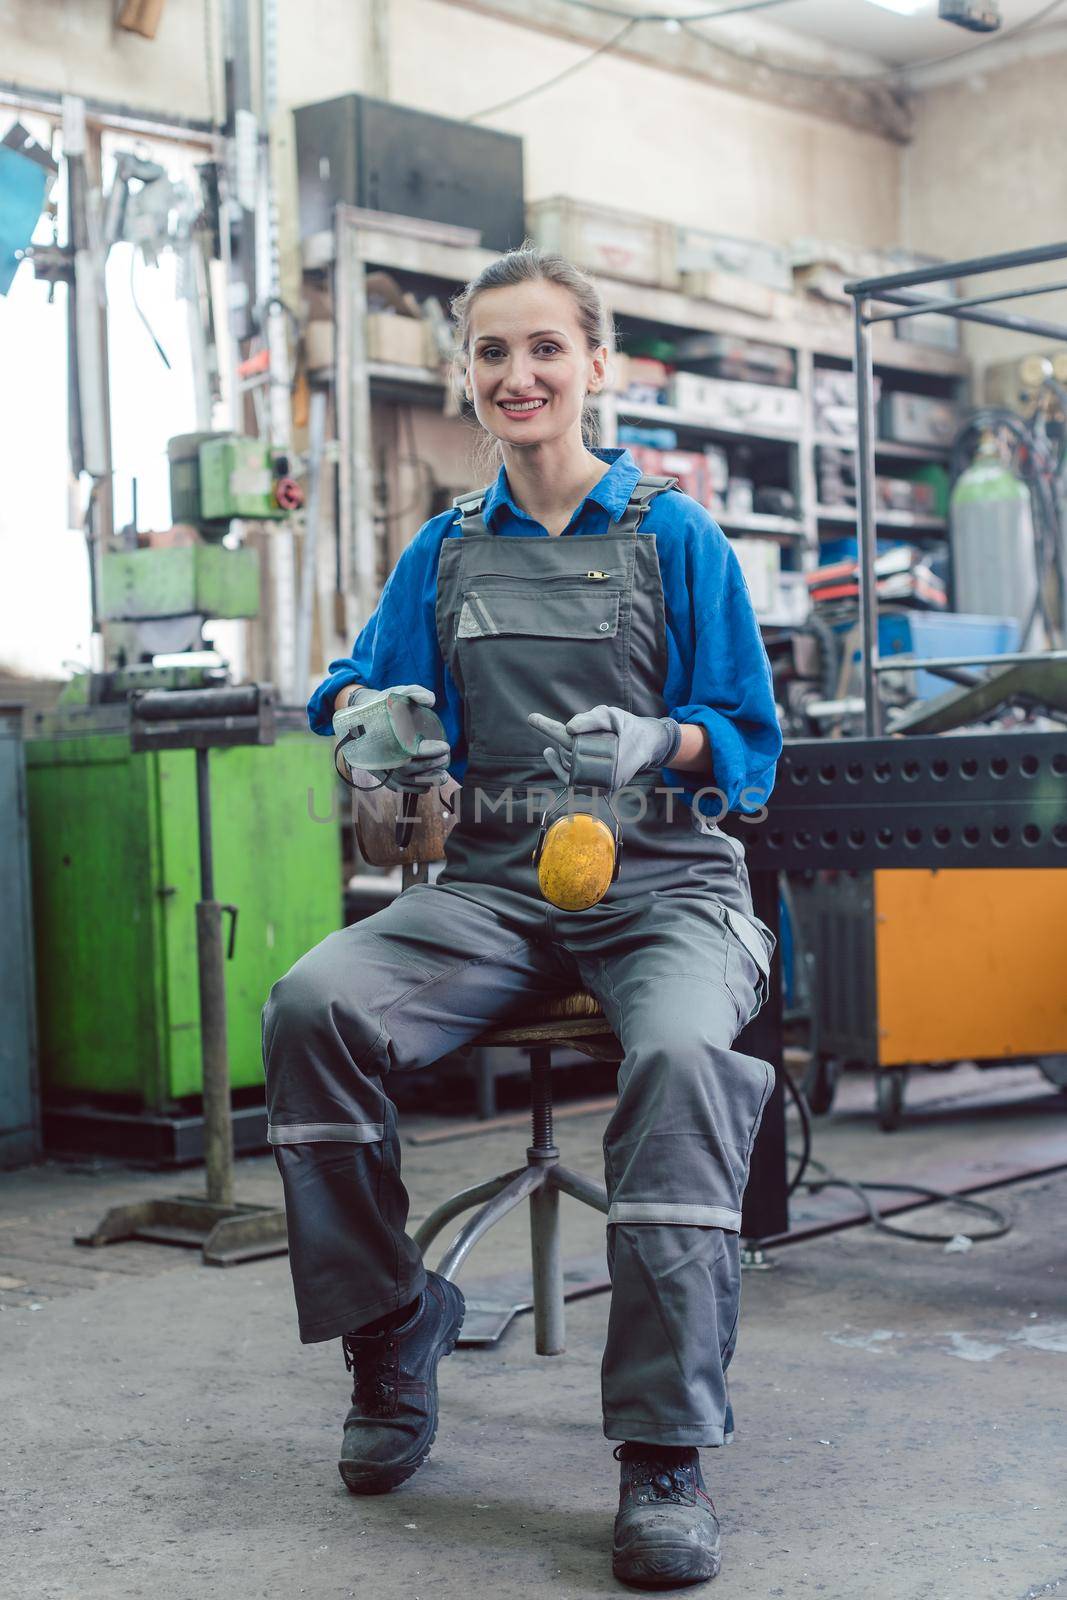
[305,320,334,375]
[366,312,430,368]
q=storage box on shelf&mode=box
[670,332,796,388]
[668,373,804,434]
[880,391,960,449]
[293,93,525,250]
[365,311,436,367]
[679,271,787,320]
[677,227,793,291]
[731,537,782,615]
[526,196,679,289]
[812,367,882,438]
[789,240,961,351]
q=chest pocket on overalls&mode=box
[456,585,621,641]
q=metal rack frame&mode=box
[845,240,1067,734]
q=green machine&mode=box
[25,693,340,1155]
[23,430,335,1159]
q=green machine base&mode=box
[25,714,341,1125]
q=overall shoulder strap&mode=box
[451,488,491,537]
[614,472,679,535]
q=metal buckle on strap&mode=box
[615,472,679,534]
[452,489,487,518]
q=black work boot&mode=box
[611,1443,721,1589]
[337,1272,465,1495]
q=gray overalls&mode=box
[263,475,775,1447]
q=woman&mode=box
[263,246,782,1591]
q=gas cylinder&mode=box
[950,433,1038,634]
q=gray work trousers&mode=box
[262,877,773,1447]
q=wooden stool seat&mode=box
[477,989,621,1057]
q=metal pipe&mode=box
[196,748,215,902]
[846,240,1067,296]
[434,1167,543,1281]
[873,649,1067,673]
[869,289,1067,342]
[864,278,1067,326]
[529,1181,565,1355]
[853,297,881,737]
[0,78,217,144]
[133,686,262,719]
[411,1168,525,1255]
[293,387,329,701]
[196,899,234,1206]
[551,1164,610,1215]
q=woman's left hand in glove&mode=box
[527,705,682,794]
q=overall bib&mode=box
[263,476,775,1447]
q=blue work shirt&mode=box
[308,446,782,815]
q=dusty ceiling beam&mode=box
[439,0,913,143]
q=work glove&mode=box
[527,704,682,795]
[336,683,452,793]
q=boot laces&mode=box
[613,1445,694,1503]
[342,1333,398,1416]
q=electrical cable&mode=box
[467,17,641,120]
[129,251,172,369]
[780,1066,1013,1243]
[784,1054,812,1197]
[465,0,1067,121]
[465,0,804,120]
[549,0,802,19]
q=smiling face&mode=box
[463,279,608,449]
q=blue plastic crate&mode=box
[879,612,1020,700]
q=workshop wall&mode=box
[1,0,215,121]
[384,0,903,250]
[2,0,903,251]
[905,47,1067,375]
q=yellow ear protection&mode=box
[532,730,622,912]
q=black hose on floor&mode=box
[780,1068,1012,1244]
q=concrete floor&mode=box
[3,1063,1066,1600]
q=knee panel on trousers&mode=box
[262,945,388,1148]
[604,1041,774,1234]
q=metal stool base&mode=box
[411,1049,609,1354]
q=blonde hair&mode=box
[450,241,612,478]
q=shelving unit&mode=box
[813,434,951,463]
[608,397,801,446]
[317,210,971,661]
[815,505,948,533]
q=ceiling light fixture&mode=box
[938,0,1002,30]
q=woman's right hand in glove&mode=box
[334,682,451,792]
